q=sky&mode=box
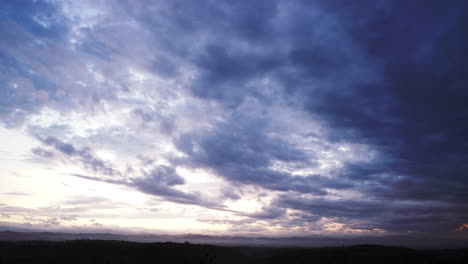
[1,0,468,239]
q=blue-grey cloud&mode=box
[278,194,468,233]
[32,136,222,209]
[0,0,129,127]
[279,0,468,231]
[36,136,117,176]
[1,0,68,39]
[126,0,468,231]
[0,0,69,126]
[175,112,324,195]
[245,206,286,220]
[71,173,221,209]
[2,0,468,236]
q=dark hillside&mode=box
[0,240,467,264]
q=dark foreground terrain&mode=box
[0,240,467,264]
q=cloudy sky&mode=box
[1,0,467,238]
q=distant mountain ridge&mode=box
[1,230,467,249]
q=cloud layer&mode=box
[1,0,468,237]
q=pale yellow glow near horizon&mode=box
[0,122,243,233]
[0,99,378,235]
[322,221,387,235]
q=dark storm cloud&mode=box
[130,165,212,206]
[123,0,356,204]
[123,0,279,52]
[125,0,468,232]
[175,112,324,195]
[219,187,241,201]
[190,44,281,106]
[122,0,285,107]
[1,0,467,235]
[282,0,468,230]
[245,206,286,220]
[292,2,467,231]
[138,165,185,186]
[278,195,468,233]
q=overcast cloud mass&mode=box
[1,0,467,242]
